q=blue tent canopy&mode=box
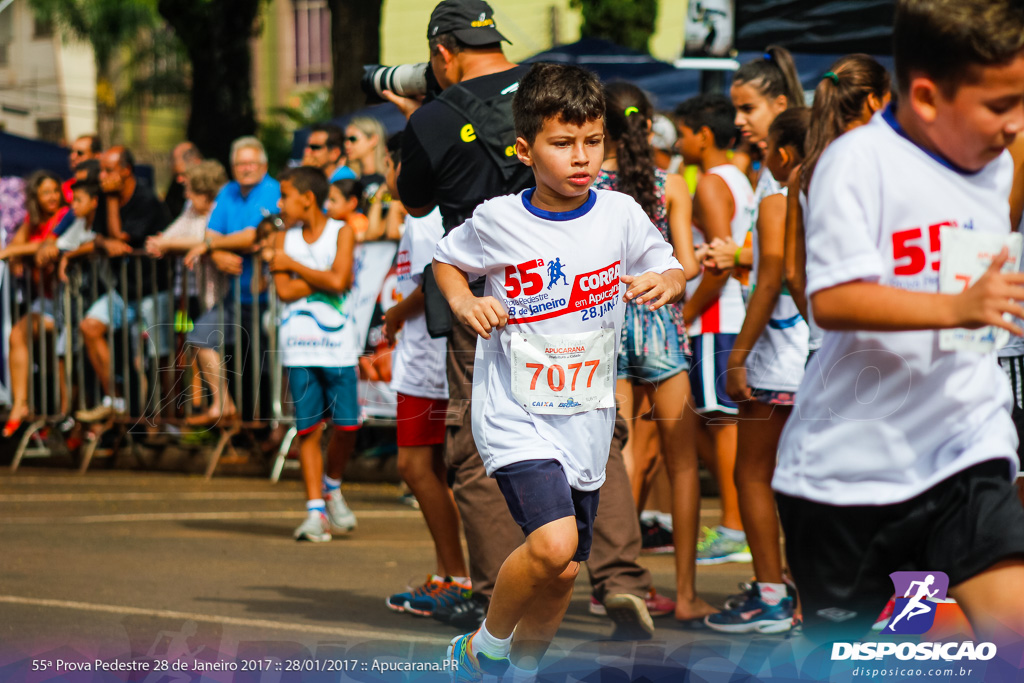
[0,132,71,180]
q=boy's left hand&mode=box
[622,271,683,310]
[268,251,295,274]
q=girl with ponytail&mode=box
[785,54,890,355]
[594,82,713,627]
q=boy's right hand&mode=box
[384,306,404,345]
[450,294,508,340]
[953,247,1024,334]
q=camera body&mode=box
[360,63,442,104]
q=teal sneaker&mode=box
[446,631,510,682]
[406,577,472,617]
[705,595,794,634]
[696,527,752,565]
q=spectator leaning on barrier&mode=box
[384,0,672,637]
[183,137,280,425]
[165,141,203,219]
[303,123,357,183]
[75,146,172,422]
[146,159,229,311]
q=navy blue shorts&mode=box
[286,366,361,434]
[688,333,738,415]
[493,459,599,562]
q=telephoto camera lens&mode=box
[361,63,430,100]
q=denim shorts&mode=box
[286,365,361,434]
[617,303,690,384]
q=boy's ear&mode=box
[515,136,533,167]
[907,75,940,124]
[777,146,792,168]
[698,125,713,150]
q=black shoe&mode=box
[443,593,488,630]
[640,518,674,554]
[432,590,474,623]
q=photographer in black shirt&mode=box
[384,0,665,639]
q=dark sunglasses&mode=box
[345,136,360,143]
[306,143,326,151]
[71,150,87,157]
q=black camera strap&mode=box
[436,81,525,183]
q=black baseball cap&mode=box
[428,0,511,46]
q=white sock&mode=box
[449,576,471,587]
[758,582,787,606]
[307,499,326,517]
[322,475,341,491]
[471,619,512,660]
[718,525,746,542]
[507,662,538,683]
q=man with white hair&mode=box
[183,137,280,424]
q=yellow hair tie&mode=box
[624,106,639,117]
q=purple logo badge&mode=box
[886,571,949,634]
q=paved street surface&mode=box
[0,464,814,681]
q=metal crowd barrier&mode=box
[6,250,291,479]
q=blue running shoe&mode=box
[385,575,443,613]
[705,595,794,634]
[406,577,472,617]
[446,631,510,683]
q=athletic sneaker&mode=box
[696,527,752,565]
[435,593,488,630]
[589,588,675,618]
[724,576,799,610]
[406,578,472,617]
[603,593,655,640]
[705,595,794,634]
[446,631,510,683]
[640,518,674,554]
[386,575,443,613]
[324,490,356,533]
[293,512,331,542]
[871,596,896,631]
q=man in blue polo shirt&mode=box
[184,136,279,424]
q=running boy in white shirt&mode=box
[433,63,686,679]
[270,167,360,543]
[775,0,1024,644]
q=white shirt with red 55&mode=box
[434,188,682,491]
[774,107,1019,507]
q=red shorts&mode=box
[396,393,449,447]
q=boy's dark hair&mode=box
[768,107,811,159]
[310,122,345,150]
[280,166,330,207]
[894,0,1024,97]
[386,131,403,167]
[512,63,605,144]
[733,45,806,109]
[674,93,738,149]
[73,181,102,201]
[75,159,100,184]
[803,54,890,191]
[331,177,364,202]
[603,82,658,221]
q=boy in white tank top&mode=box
[675,94,756,565]
[271,168,361,543]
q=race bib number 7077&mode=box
[510,330,616,415]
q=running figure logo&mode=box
[547,258,568,289]
[886,571,950,634]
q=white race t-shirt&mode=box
[774,108,1018,506]
[390,209,449,400]
[799,191,826,352]
[434,188,683,491]
[686,164,754,335]
[746,177,808,391]
[278,218,361,367]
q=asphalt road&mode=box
[0,464,812,682]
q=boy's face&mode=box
[516,115,604,204]
[675,124,703,165]
[919,54,1024,171]
[71,189,97,218]
[326,185,357,220]
[277,180,310,226]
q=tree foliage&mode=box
[568,0,658,53]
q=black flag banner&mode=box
[735,0,894,55]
